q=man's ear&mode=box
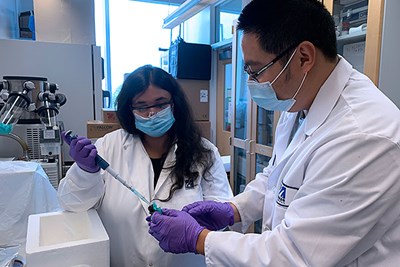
[297,41,316,72]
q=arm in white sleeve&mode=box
[230,112,289,231]
[58,137,107,212]
[204,135,400,266]
[230,164,272,232]
[57,164,105,212]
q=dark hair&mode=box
[237,0,337,62]
[116,65,213,201]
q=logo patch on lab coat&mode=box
[185,179,195,189]
[278,186,286,204]
[276,181,299,207]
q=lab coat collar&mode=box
[304,56,353,136]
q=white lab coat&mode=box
[58,130,233,267]
[204,57,400,266]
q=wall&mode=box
[0,0,18,39]
[33,0,95,44]
[182,7,211,44]
[0,0,95,45]
[379,0,400,108]
[18,0,34,11]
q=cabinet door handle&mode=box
[245,139,254,155]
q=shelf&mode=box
[211,38,232,49]
[337,30,366,44]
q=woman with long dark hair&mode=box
[58,65,232,266]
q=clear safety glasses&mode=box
[130,101,173,117]
[243,44,298,82]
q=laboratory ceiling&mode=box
[132,0,184,5]
[132,0,242,12]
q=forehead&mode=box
[241,33,271,65]
[132,84,171,104]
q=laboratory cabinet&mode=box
[325,0,400,108]
[229,26,280,233]
[324,0,383,85]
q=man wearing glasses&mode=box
[148,0,400,266]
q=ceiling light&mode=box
[163,0,222,29]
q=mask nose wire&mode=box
[271,48,298,85]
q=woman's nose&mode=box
[148,110,156,117]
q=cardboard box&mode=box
[26,210,109,267]
[195,120,211,140]
[87,120,120,138]
[177,79,209,121]
[102,108,118,123]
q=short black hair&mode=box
[237,0,337,61]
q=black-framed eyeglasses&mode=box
[130,101,173,115]
[243,44,298,82]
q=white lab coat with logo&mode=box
[204,57,400,266]
[58,131,233,267]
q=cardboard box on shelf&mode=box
[102,108,118,123]
[194,120,211,140]
[177,79,209,121]
[87,120,120,138]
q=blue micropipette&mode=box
[93,153,151,205]
[64,130,162,214]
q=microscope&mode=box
[0,76,66,188]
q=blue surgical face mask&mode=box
[134,106,175,137]
[247,49,307,111]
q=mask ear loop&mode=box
[291,72,308,100]
[271,48,298,85]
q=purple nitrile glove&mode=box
[148,208,205,254]
[182,201,234,231]
[61,131,100,173]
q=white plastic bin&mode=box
[26,209,109,267]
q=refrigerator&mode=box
[0,38,103,164]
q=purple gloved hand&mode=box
[61,131,100,173]
[148,208,205,254]
[182,201,234,231]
